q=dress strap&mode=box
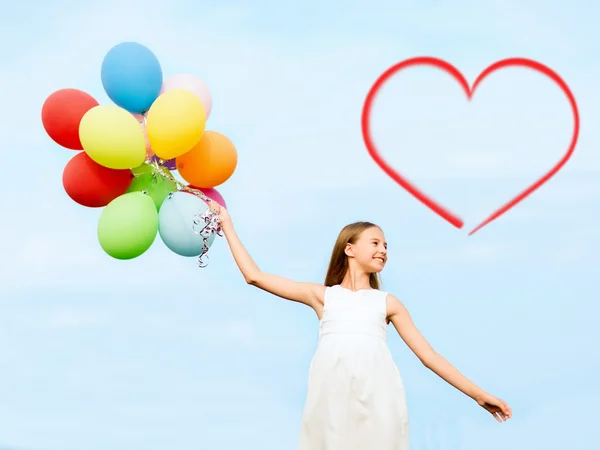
[323,286,332,308]
[380,291,389,322]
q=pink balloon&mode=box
[141,122,152,154]
[130,113,152,156]
[189,185,226,208]
[132,113,145,123]
[161,74,213,118]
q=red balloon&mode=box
[62,152,133,207]
[42,89,99,150]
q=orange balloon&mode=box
[176,131,237,188]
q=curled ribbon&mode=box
[135,157,222,268]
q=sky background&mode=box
[1,0,599,449]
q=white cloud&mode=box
[45,309,106,329]
[142,314,258,345]
[533,176,600,202]
[405,242,509,265]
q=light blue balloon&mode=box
[101,42,163,113]
[158,192,216,257]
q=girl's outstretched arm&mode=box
[386,294,512,422]
[210,202,324,310]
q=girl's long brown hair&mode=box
[324,221,381,290]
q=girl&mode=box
[209,202,512,450]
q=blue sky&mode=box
[1,0,599,449]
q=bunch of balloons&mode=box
[41,42,237,265]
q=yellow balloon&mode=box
[146,89,206,160]
[79,105,146,169]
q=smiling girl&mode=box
[209,202,511,450]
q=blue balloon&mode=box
[158,192,216,257]
[101,42,163,113]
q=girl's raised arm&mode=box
[213,203,325,310]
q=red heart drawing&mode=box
[361,57,580,235]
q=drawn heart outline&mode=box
[361,57,580,235]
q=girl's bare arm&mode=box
[220,217,324,309]
[387,294,486,401]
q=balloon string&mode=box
[135,158,223,268]
[144,158,214,203]
[133,112,222,268]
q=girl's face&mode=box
[346,227,388,273]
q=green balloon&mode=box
[97,192,158,260]
[127,163,177,210]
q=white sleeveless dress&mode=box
[298,285,410,450]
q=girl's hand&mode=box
[476,392,512,422]
[208,201,232,227]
